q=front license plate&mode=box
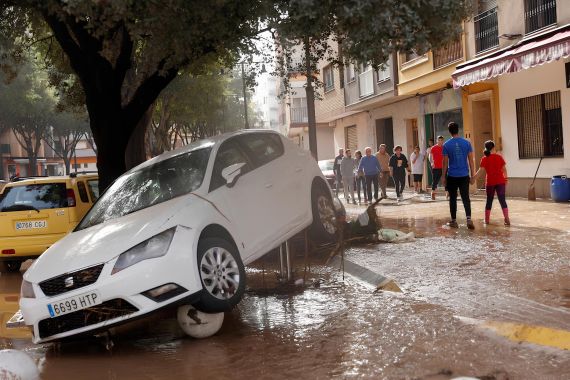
[47,291,101,318]
[15,220,47,230]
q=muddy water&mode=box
[1,199,570,379]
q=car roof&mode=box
[4,174,98,187]
[129,129,282,173]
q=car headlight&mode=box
[111,228,175,275]
[21,280,35,299]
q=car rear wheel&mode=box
[194,238,246,313]
[1,261,22,273]
[310,183,338,242]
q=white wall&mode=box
[370,97,420,154]
[498,59,570,178]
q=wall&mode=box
[498,59,570,195]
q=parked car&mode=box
[318,159,336,189]
[14,130,339,343]
[0,173,99,272]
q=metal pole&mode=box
[279,243,285,281]
[286,240,292,282]
[241,62,250,129]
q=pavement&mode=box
[1,190,569,379]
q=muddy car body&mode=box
[15,130,338,343]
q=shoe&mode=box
[467,219,475,230]
[431,192,436,200]
[447,220,459,228]
[504,218,510,226]
[353,200,357,205]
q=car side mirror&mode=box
[221,163,246,188]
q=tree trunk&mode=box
[125,105,153,170]
[304,37,318,160]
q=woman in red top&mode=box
[472,140,509,225]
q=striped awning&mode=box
[452,26,570,88]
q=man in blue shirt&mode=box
[358,147,381,202]
[441,122,476,230]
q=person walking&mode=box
[389,145,409,201]
[441,122,476,230]
[376,144,391,200]
[340,149,357,204]
[429,136,445,200]
[333,148,344,197]
[472,140,510,226]
[358,147,381,202]
[354,150,367,204]
[410,146,426,194]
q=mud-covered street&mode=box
[2,196,570,379]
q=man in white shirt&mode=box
[410,146,426,193]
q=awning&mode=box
[452,26,570,88]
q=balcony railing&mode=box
[474,7,499,53]
[433,39,463,69]
[290,106,308,123]
[524,0,557,34]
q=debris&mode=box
[0,349,40,380]
[177,305,224,339]
[294,278,304,286]
[374,279,402,293]
[377,228,415,243]
[329,256,402,293]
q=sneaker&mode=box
[467,219,475,230]
[447,220,459,228]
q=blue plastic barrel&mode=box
[551,175,570,202]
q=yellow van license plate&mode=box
[15,221,47,230]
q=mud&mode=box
[1,197,569,379]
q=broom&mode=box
[528,157,543,201]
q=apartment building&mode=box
[454,0,570,197]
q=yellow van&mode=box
[0,173,99,272]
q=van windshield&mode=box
[76,148,211,230]
[0,183,68,212]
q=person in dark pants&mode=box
[354,150,368,204]
[429,135,445,200]
[441,122,476,229]
[389,145,409,201]
[472,140,510,225]
[357,147,381,202]
[333,148,344,196]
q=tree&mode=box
[44,112,89,174]
[0,0,268,190]
[270,0,473,159]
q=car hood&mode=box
[25,196,195,283]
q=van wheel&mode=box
[310,183,338,242]
[194,238,246,313]
[2,261,22,273]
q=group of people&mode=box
[332,121,510,229]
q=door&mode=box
[471,99,493,188]
[345,125,358,151]
[375,118,394,153]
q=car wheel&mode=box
[194,237,246,313]
[2,261,22,273]
[310,183,338,242]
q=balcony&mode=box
[433,39,463,69]
[290,106,308,123]
[524,0,557,34]
[474,7,499,53]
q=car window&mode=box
[319,160,334,171]
[87,180,99,201]
[238,133,284,169]
[76,181,89,203]
[210,140,252,192]
[77,148,211,230]
[0,183,68,212]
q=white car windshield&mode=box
[76,147,211,230]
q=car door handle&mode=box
[294,167,303,173]
[264,183,273,188]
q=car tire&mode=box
[1,261,22,273]
[310,182,338,242]
[194,237,246,313]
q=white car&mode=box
[14,130,338,343]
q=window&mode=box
[358,64,373,97]
[87,180,99,201]
[516,91,563,158]
[403,50,421,63]
[377,63,390,82]
[0,144,10,154]
[524,0,556,34]
[290,97,308,123]
[433,38,463,69]
[474,1,498,53]
[346,63,356,83]
[238,133,284,168]
[323,65,334,92]
[0,183,68,212]
[76,181,89,203]
[210,141,252,192]
[83,163,88,168]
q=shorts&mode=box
[413,174,423,182]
